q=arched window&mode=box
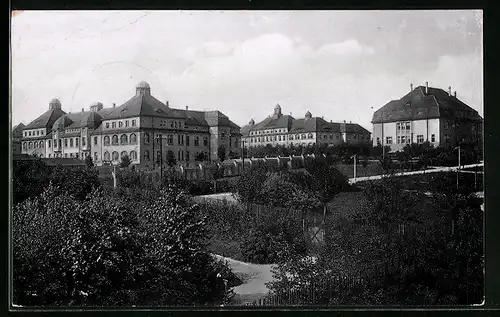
[58,139,62,148]
[22,142,27,150]
[112,135,119,145]
[112,151,119,161]
[104,151,110,161]
[144,133,150,144]
[144,150,150,161]
[121,151,128,159]
[94,152,98,161]
[308,133,313,139]
[104,136,110,146]
[120,134,128,145]
[70,139,74,147]
[34,142,38,149]
[130,133,137,144]
[39,141,44,148]
[130,150,137,160]
[94,137,98,145]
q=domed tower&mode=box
[49,98,62,111]
[136,81,151,96]
[273,103,282,118]
[249,118,255,126]
[90,101,103,112]
[305,111,312,120]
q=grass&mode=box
[333,162,385,179]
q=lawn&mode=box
[333,162,385,179]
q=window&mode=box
[121,151,127,159]
[203,137,208,146]
[76,153,79,159]
[185,151,189,161]
[273,136,277,141]
[431,134,436,142]
[417,135,424,144]
[376,137,380,145]
[401,136,406,144]
[186,136,190,146]
[118,121,123,128]
[289,135,294,140]
[94,152,98,161]
[22,142,27,150]
[112,135,119,145]
[69,139,74,147]
[279,135,282,141]
[112,151,119,161]
[120,134,128,145]
[70,153,73,158]
[130,150,137,160]
[40,141,44,148]
[132,120,136,127]
[34,142,38,149]
[144,150,150,161]
[104,151,110,161]
[104,136,110,146]
[65,154,68,158]
[93,137,97,145]
[265,136,269,142]
[112,122,116,129]
[64,139,68,147]
[59,140,62,148]
[194,137,199,146]
[82,137,85,146]
[106,122,110,129]
[178,150,181,161]
[49,154,51,158]
[386,136,393,144]
[125,120,129,127]
[178,135,182,145]
[144,133,150,144]
[41,130,44,135]
[167,135,173,145]
[76,138,79,147]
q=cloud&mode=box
[315,39,375,56]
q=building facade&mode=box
[241,104,371,148]
[371,82,483,152]
[20,81,241,167]
[12,123,25,155]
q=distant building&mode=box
[20,81,241,167]
[371,82,483,152]
[241,104,371,148]
[12,123,25,155]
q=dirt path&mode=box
[213,255,275,305]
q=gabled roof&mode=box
[372,86,482,124]
[104,94,185,120]
[289,117,333,133]
[240,124,253,137]
[337,122,371,134]
[252,114,295,131]
[12,123,25,137]
[24,107,66,130]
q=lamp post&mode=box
[351,153,358,181]
[241,138,246,174]
[454,145,461,191]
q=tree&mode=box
[120,154,131,168]
[166,150,177,167]
[85,155,94,168]
[217,145,226,162]
[304,160,349,223]
[12,158,52,204]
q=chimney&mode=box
[410,83,413,91]
[186,105,189,111]
[343,120,346,123]
[448,86,452,96]
[166,101,170,108]
[454,91,457,98]
[113,103,116,108]
[349,121,352,124]
[425,81,429,94]
[330,120,332,123]
[81,108,84,113]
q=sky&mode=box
[11,10,483,131]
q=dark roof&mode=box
[24,107,66,130]
[104,94,185,120]
[289,117,333,133]
[12,123,25,138]
[337,122,371,134]
[66,110,106,129]
[240,124,253,137]
[372,86,482,124]
[252,114,295,131]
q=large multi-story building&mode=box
[241,104,371,148]
[371,82,483,152]
[20,81,241,167]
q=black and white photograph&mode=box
[10,10,484,308]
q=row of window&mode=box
[101,150,138,161]
[396,122,411,131]
[381,134,436,145]
[103,134,138,146]
[105,119,137,129]
[22,137,88,150]
[23,130,45,137]
[250,128,287,136]
[48,152,81,159]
